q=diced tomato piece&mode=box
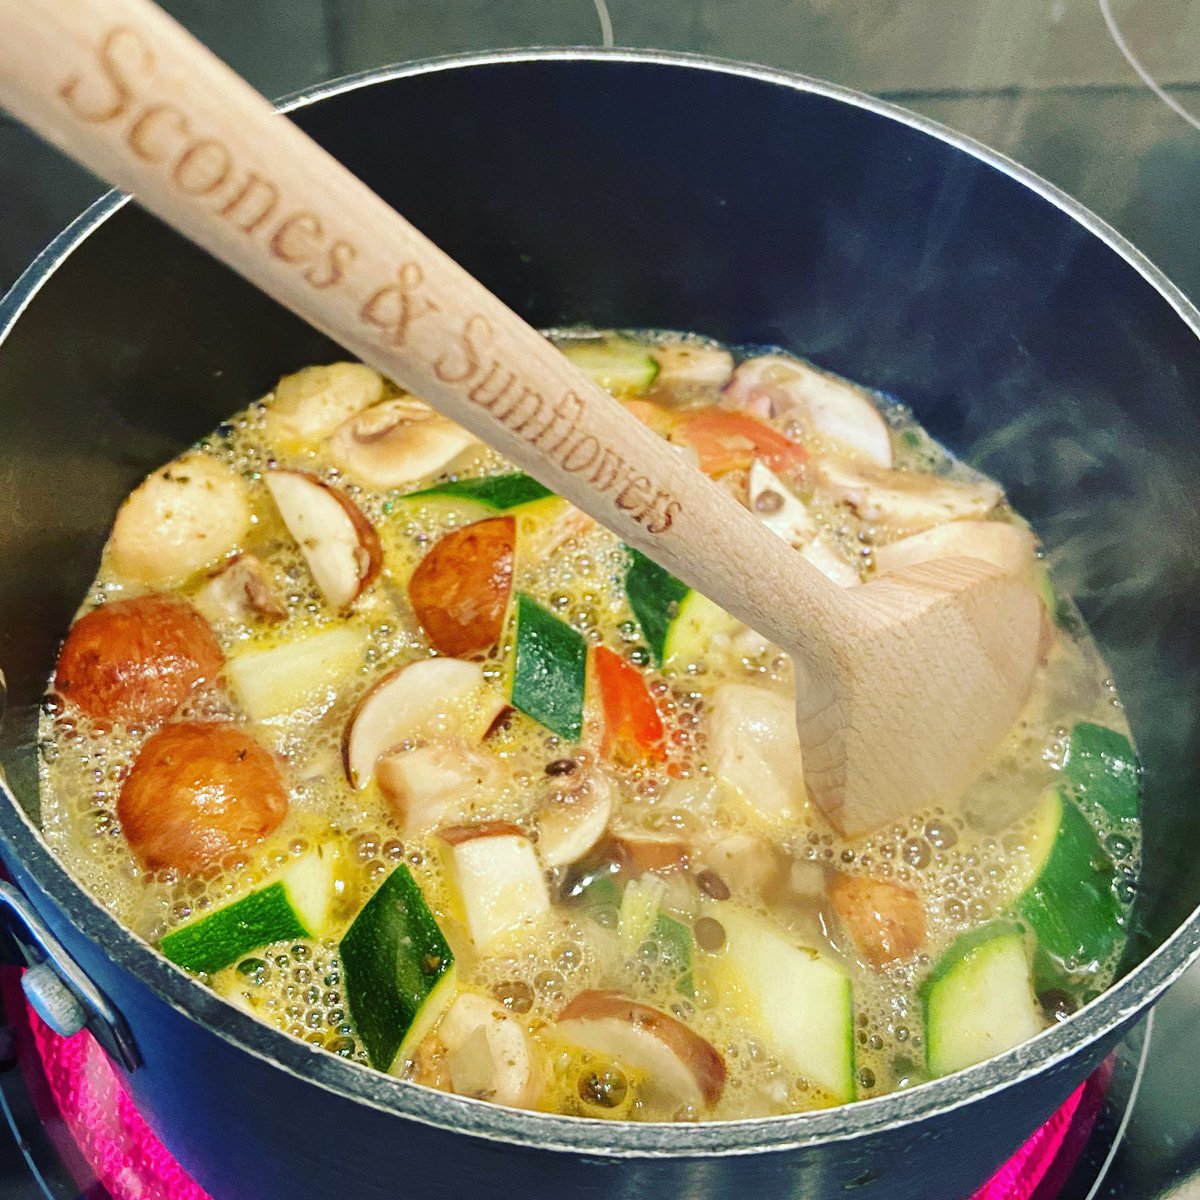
[593,646,666,765]
[674,410,807,476]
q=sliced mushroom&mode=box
[329,398,475,489]
[438,824,551,951]
[650,342,735,406]
[828,873,926,969]
[110,453,252,587]
[610,831,691,876]
[265,470,382,610]
[408,517,514,656]
[193,554,287,625]
[816,457,1002,535]
[376,740,504,835]
[343,657,506,788]
[536,769,616,869]
[708,684,806,825]
[747,462,860,587]
[268,362,386,443]
[872,519,1038,587]
[723,355,893,467]
[436,991,542,1108]
[747,461,818,544]
[556,990,726,1110]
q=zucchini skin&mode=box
[1017,793,1124,971]
[511,594,587,740]
[341,865,455,1072]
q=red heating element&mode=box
[24,1007,1099,1200]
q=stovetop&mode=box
[1,1,1198,1196]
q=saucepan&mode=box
[1,50,1199,1200]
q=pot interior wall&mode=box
[1,58,1197,967]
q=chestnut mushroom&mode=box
[55,594,224,723]
[407,517,514,657]
[117,721,288,873]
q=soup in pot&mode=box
[40,332,1141,1120]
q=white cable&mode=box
[1099,0,1200,133]
[593,0,614,48]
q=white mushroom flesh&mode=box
[723,354,893,466]
[329,398,475,489]
[650,342,735,405]
[343,657,505,788]
[437,991,541,1108]
[747,461,861,587]
[535,769,616,869]
[193,554,287,625]
[109,453,251,587]
[816,457,1003,536]
[269,362,386,443]
[377,740,504,835]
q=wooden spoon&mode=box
[0,0,1043,836]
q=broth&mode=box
[39,332,1141,1119]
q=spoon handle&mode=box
[0,0,850,655]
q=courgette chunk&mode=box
[624,547,689,666]
[924,922,1042,1078]
[161,850,335,975]
[562,338,659,395]
[1016,789,1124,971]
[404,472,554,512]
[662,590,742,672]
[624,547,740,671]
[1063,723,1140,820]
[511,594,587,740]
[340,865,456,1072]
[718,908,855,1103]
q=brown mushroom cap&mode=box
[54,595,224,723]
[117,722,288,872]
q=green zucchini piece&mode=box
[340,865,456,1072]
[160,851,335,975]
[923,922,1042,1078]
[1016,789,1124,970]
[562,338,659,395]
[662,590,742,672]
[511,593,586,740]
[569,872,622,926]
[1063,723,1140,820]
[404,472,553,512]
[718,907,855,1103]
[653,912,695,997]
[624,547,689,665]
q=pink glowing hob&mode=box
[26,1005,1097,1200]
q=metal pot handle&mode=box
[0,880,141,1073]
[0,668,139,1070]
